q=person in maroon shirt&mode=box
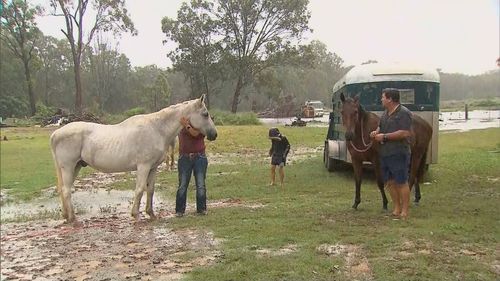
[175,116,208,216]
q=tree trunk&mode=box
[44,70,50,105]
[74,61,83,114]
[22,60,36,116]
[203,75,210,109]
[231,76,243,113]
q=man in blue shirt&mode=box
[370,88,412,219]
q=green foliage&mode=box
[0,95,29,118]
[124,107,146,117]
[49,0,137,113]
[100,107,146,124]
[470,98,500,108]
[210,110,261,125]
[32,103,58,119]
[0,0,43,116]
[161,0,220,102]
[2,1,499,120]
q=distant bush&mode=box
[124,107,147,117]
[103,107,147,125]
[470,98,500,108]
[441,98,500,111]
[210,110,261,125]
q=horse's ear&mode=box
[340,92,345,103]
[353,94,360,104]
[199,94,206,104]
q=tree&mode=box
[217,0,311,113]
[34,35,72,107]
[49,0,136,113]
[0,46,30,117]
[87,34,132,112]
[146,73,171,112]
[161,0,221,108]
[1,0,43,116]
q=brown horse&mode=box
[340,93,432,210]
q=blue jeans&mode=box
[175,154,208,214]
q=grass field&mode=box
[1,126,499,280]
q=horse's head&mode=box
[340,92,361,141]
[187,94,218,141]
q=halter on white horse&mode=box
[50,95,217,223]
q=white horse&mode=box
[50,95,217,223]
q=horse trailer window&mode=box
[399,89,415,104]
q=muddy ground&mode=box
[0,163,259,281]
[1,147,358,281]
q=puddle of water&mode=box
[439,110,500,131]
[0,188,167,221]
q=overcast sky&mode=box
[36,0,499,75]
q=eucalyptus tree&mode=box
[87,35,132,112]
[146,72,171,112]
[49,0,136,113]
[161,0,221,109]
[0,0,43,116]
[128,65,163,110]
[216,0,311,113]
[34,35,74,107]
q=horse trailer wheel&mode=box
[324,145,337,172]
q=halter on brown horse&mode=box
[340,93,432,210]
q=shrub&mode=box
[124,107,147,117]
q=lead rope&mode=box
[349,118,373,153]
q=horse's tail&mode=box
[50,133,63,194]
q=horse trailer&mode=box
[324,62,440,171]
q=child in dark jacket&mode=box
[268,127,290,188]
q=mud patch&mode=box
[1,216,221,281]
[317,243,374,280]
[254,244,298,257]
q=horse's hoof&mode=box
[352,203,359,209]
